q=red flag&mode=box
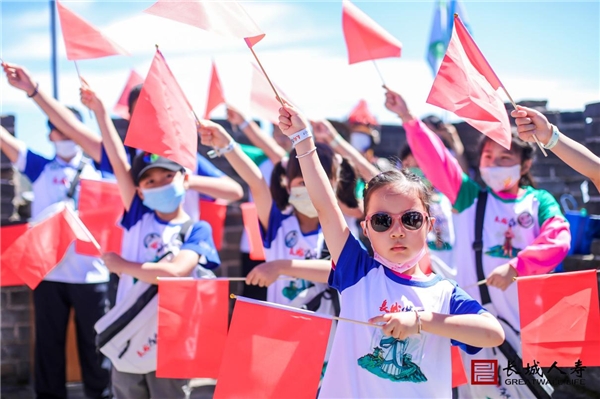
[75,179,124,256]
[250,64,290,124]
[157,279,229,378]
[145,0,265,48]
[518,269,600,366]
[451,346,468,388]
[240,202,265,261]
[1,223,28,287]
[56,0,129,60]
[426,15,511,149]
[342,0,402,64]
[204,61,225,119]
[2,205,95,289]
[214,297,331,399]
[199,199,227,251]
[347,99,378,126]
[124,50,197,171]
[113,70,144,120]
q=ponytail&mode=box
[336,157,359,209]
[270,161,290,211]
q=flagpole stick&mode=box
[64,204,102,253]
[248,47,284,108]
[73,61,93,119]
[502,86,547,157]
[463,279,487,290]
[371,60,386,87]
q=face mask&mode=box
[366,226,428,274]
[480,165,521,192]
[350,132,372,153]
[54,140,80,159]
[141,179,185,213]
[288,186,318,218]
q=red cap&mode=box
[347,99,378,126]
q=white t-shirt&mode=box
[15,147,109,284]
[427,191,456,271]
[320,234,485,399]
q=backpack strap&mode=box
[473,189,490,305]
[178,219,195,243]
[66,156,90,199]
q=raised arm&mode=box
[3,62,102,163]
[197,120,272,229]
[0,125,24,164]
[227,105,287,164]
[80,83,136,209]
[187,174,243,202]
[246,259,332,287]
[512,106,600,191]
[278,103,349,263]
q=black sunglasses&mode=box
[366,211,429,233]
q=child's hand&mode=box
[312,120,337,144]
[3,62,37,96]
[383,87,412,122]
[245,260,283,287]
[226,105,246,126]
[102,252,125,274]
[486,263,518,291]
[278,101,309,135]
[79,79,104,114]
[511,106,552,146]
[197,119,232,148]
[369,311,420,340]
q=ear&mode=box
[427,217,436,233]
[360,220,368,237]
[182,172,190,190]
[521,159,533,175]
[136,186,144,200]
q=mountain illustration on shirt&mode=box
[358,336,427,383]
[281,279,313,300]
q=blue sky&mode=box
[1,1,599,157]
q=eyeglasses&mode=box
[366,211,429,233]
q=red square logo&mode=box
[471,359,498,385]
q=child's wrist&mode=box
[288,128,313,148]
[207,139,237,158]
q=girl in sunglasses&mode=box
[277,102,505,399]
[384,88,569,399]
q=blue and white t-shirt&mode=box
[15,147,110,284]
[115,195,221,304]
[260,202,327,306]
[320,234,485,399]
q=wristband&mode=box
[238,120,250,130]
[542,124,560,150]
[207,140,236,158]
[27,82,39,98]
[295,147,317,159]
[413,309,422,334]
[289,128,313,147]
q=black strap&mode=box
[66,156,89,199]
[497,340,552,399]
[179,219,195,243]
[473,190,491,305]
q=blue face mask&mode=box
[141,180,185,213]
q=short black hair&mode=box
[422,115,444,130]
[128,84,143,115]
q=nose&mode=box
[389,218,405,239]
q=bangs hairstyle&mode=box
[270,142,359,211]
[363,169,432,216]
[478,129,537,188]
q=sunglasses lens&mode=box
[402,211,424,230]
[370,213,393,232]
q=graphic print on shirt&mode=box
[427,193,452,251]
[357,298,427,383]
[485,217,523,259]
[281,229,317,300]
[143,230,184,262]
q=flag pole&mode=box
[248,47,284,108]
[73,60,93,119]
[371,60,386,87]
[464,269,600,289]
[501,87,547,157]
[64,204,102,253]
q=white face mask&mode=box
[54,140,81,159]
[288,186,318,218]
[480,165,521,192]
[350,132,372,153]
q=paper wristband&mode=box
[289,128,313,147]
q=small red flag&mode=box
[113,70,144,120]
[214,297,331,399]
[145,0,265,48]
[240,202,265,261]
[125,49,197,172]
[2,205,95,289]
[347,99,378,126]
[75,179,124,256]
[451,346,468,388]
[56,0,129,60]
[157,278,229,379]
[1,223,28,287]
[518,269,600,367]
[342,0,402,64]
[204,61,225,119]
[250,64,290,124]
[199,199,227,251]
[426,15,511,149]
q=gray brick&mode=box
[16,326,31,341]
[1,362,16,380]
[1,344,29,361]
[15,361,30,384]
[0,309,31,324]
[7,290,30,310]
[1,327,16,342]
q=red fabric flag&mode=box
[342,0,402,64]
[426,15,511,150]
[214,297,331,399]
[113,70,144,120]
[347,99,378,126]
[75,179,124,256]
[250,64,289,124]
[240,202,265,261]
[56,0,129,60]
[2,205,95,289]
[157,279,229,378]
[518,269,600,366]
[124,50,197,171]
[451,346,468,388]
[204,61,225,119]
[145,0,265,48]
[199,199,227,251]
[1,223,28,287]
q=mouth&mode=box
[391,244,407,252]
